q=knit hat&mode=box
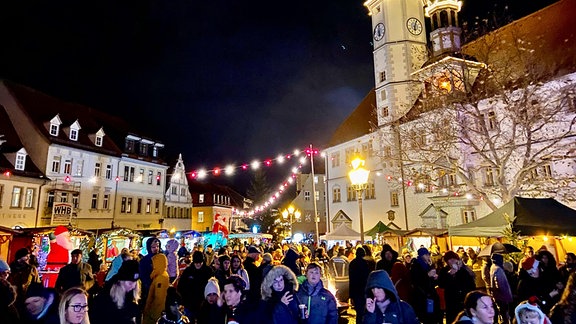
[219,254,231,264]
[417,247,430,257]
[443,251,459,263]
[248,246,261,254]
[204,277,220,298]
[0,259,9,272]
[514,297,550,324]
[262,253,273,263]
[522,257,540,275]
[116,260,140,281]
[15,248,30,261]
[25,282,49,300]
[54,225,68,236]
[192,250,204,263]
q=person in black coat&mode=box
[410,247,442,324]
[437,251,476,324]
[260,265,301,324]
[177,251,213,321]
[349,246,371,323]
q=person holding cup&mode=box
[438,251,476,324]
[364,270,419,324]
[295,262,338,324]
[260,265,301,324]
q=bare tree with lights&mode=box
[244,169,277,233]
[374,19,576,211]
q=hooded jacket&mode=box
[140,237,161,294]
[514,300,551,324]
[282,248,302,277]
[165,239,180,279]
[143,254,170,324]
[295,277,338,324]
[260,265,300,324]
[363,270,419,324]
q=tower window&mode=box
[379,71,386,82]
[381,106,389,117]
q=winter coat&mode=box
[165,239,180,280]
[106,254,124,282]
[261,265,301,324]
[490,263,513,303]
[21,288,60,324]
[197,301,225,324]
[90,284,141,324]
[177,263,213,313]
[140,237,161,295]
[88,250,102,274]
[375,245,412,302]
[295,279,338,324]
[0,279,20,324]
[452,314,474,324]
[55,261,94,293]
[143,254,170,324]
[232,267,250,290]
[437,264,476,324]
[362,270,419,324]
[8,260,40,308]
[156,312,190,324]
[244,255,262,302]
[549,301,576,324]
[349,249,371,303]
[410,256,442,324]
[282,248,302,277]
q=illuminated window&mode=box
[91,194,98,209]
[103,194,110,209]
[25,188,34,208]
[333,187,341,202]
[11,187,22,207]
[146,199,151,213]
[52,156,61,173]
[198,211,204,223]
[390,191,399,207]
[106,165,112,180]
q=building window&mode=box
[366,183,376,199]
[72,193,79,208]
[304,191,311,201]
[70,129,78,141]
[0,185,3,207]
[47,192,55,208]
[198,211,204,223]
[60,192,68,202]
[121,197,127,213]
[137,198,142,213]
[332,187,341,202]
[347,186,356,201]
[91,194,98,209]
[462,209,476,223]
[24,188,34,208]
[75,160,84,176]
[155,199,160,213]
[127,198,132,213]
[315,190,320,201]
[390,191,399,207]
[199,194,204,203]
[50,124,59,136]
[148,170,153,184]
[484,168,496,186]
[11,187,22,207]
[105,165,112,180]
[140,143,148,156]
[542,164,552,178]
[64,159,72,174]
[152,146,159,157]
[487,111,497,130]
[180,188,186,196]
[156,172,161,185]
[171,187,177,195]
[381,106,389,118]
[94,163,101,177]
[95,136,103,147]
[103,194,110,209]
[139,169,144,183]
[15,153,26,170]
[146,199,151,213]
[379,71,386,82]
[125,139,135,152]
[52,156,61,173]
[331,152,340,168]
[124,166,135,182]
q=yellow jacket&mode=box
[143,253,170,324]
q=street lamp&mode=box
[348,156,370,243]
[282,205,301,239]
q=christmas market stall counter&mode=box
[95,227,142,262]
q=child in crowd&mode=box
[514,298,551,324]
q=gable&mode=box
[331,210,352,222]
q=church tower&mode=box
[425,0,463,57]
[364,0,428,124]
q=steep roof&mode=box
[327,89,376,147]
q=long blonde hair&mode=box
[59,287,90,324]
[110,280,141,309]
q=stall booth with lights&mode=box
[228,233,272,246]
[0,226,22,262]
[95,228,142,263]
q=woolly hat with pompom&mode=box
[204,277,220,298]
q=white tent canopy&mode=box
[320,223,361,241]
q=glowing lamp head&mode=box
[64,175,71,183]
[3,171,11,177]
[288,205,295,214]
[348,157,370,186]
[282,209,289,219]
[294,210,301,219]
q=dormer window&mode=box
[15,148,27,171]
[69,120,81,141]
[49,115,62,136]
[95,128,105,147]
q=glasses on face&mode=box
[69,304,89,312]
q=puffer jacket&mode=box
[295,279,338,324]
[165,239,179,280]
[362,270,419,324]
[261,265,300,324]
[143,254,170,324]
[140,237,161,295]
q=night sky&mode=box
[0,0,557,192]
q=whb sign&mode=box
[51,202,74,225]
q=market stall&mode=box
[0,226,22,262]
[95,228,142,262]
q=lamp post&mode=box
[348,156,370,243]
[281,205,301,239]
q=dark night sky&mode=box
[0,0,557,192]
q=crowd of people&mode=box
[2,238,576,324]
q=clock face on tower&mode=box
[406,17,423,35]
[373,23,385,41]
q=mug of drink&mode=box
[299,304,307,319]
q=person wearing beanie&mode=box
[517,256,558,314]
[197,278,224,324]
[177,248,213,322]
[363,270,419,324]
[410,246,442,324]
[90,260,141,324]
[437,250,476,324]
[143,254,170,324]
[514,297,551,324]
[158,287,190,324]
[0,258,10,280]
[0,278,20,324]
[490,253,513,324]
[349,246,370,323]
[21,281,59,324]
[8,247,41,311]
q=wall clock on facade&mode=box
[406,17,423,35]
[373,23,385,41]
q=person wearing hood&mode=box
[514,297,551,324]
[410,247,442,324]
[375,244,411,302]
[164,239,180,283]
[363,270,419,324]
[88,248,102,275]
[282,247,302,277]
[157,287,190,324]
[140,237,161,306]
[260,265,301,324]
[21,282,59,324]
[143,254,170,324]
[105,249,131,282]
[295,262,338,324]
[349,246,371,323]
[490,253,512,324]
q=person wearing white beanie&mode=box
[198,277,224,324]
[204,277,220,300]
